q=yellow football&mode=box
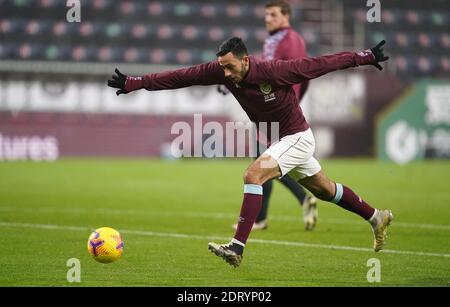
[87,227,124,263]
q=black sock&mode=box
[255,180,273,222]
[279,175,307,205]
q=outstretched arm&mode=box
[108,61,225,96]
[246,40,389,86]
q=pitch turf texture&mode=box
[0,159,449,287]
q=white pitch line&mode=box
[0,221,449,259]
[1,206,450,231]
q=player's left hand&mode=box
[107,68,129,96]
[370,40,389,71]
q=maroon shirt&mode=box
[125,50,375,140]
[262,27,308,102]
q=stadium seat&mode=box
[405,10,423,26]
[181,25,202,41]
[381,9,401,25]
[120,1,137,16]
[130,24,153,40]
[97,46,113,62]
[38,0,59,9]
[11,0,35,8]
[252,5,266,19]
[231,27,250,41]
[425,11,450,30]
[394,55,411,73]
[18,43,44,60]
[173,2,195,17]
[416,56,437,74]
[226,4,244,18]
[147,2,168,17]
[71,46,97,62]
[0,43,14,59]
[208,27,226,42]
[78,22,97,38]
[25,20,51,37]
[156,24,177,40]
[440,33,450,48]
[440,57,450,72]
[91,0,114,11]
[418,33,436,48]
[44,45,70,61]
[123,47,143,63]
[149,49,177,65]
[1,19,28,37]
[175,49,193,65]
[199,3,216,18]
[200,50,217,63]
[104,22,123,39]
[52,21,71,37]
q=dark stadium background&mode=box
[1,0,448,161]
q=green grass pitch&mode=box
[0,159,449,286]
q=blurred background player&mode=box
[231,0,318,231]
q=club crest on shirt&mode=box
[259,83,272,94]
[259,83,276,102]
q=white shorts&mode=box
[263,128,321,181]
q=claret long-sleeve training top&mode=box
[124,50,376,141]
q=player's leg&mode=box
[278,175,318,230]
[298,169,393,251]
[208,154,281,267]
[279,175,307,204]
[233,179,272,230]
[255,180,273,225]
[231,179,272,230]
[232,142,274,231]
[254,140,273,228]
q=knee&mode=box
[243,169,262,185]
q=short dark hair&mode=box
[265,0,292,17]
[216,37,248,58]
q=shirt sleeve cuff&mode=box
[355,50,375,66]
[125,76,145,92]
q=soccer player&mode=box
[243,0,317,231]
[108,37,392,268]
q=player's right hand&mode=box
[370,40,389,71]
[107,68,129,96]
